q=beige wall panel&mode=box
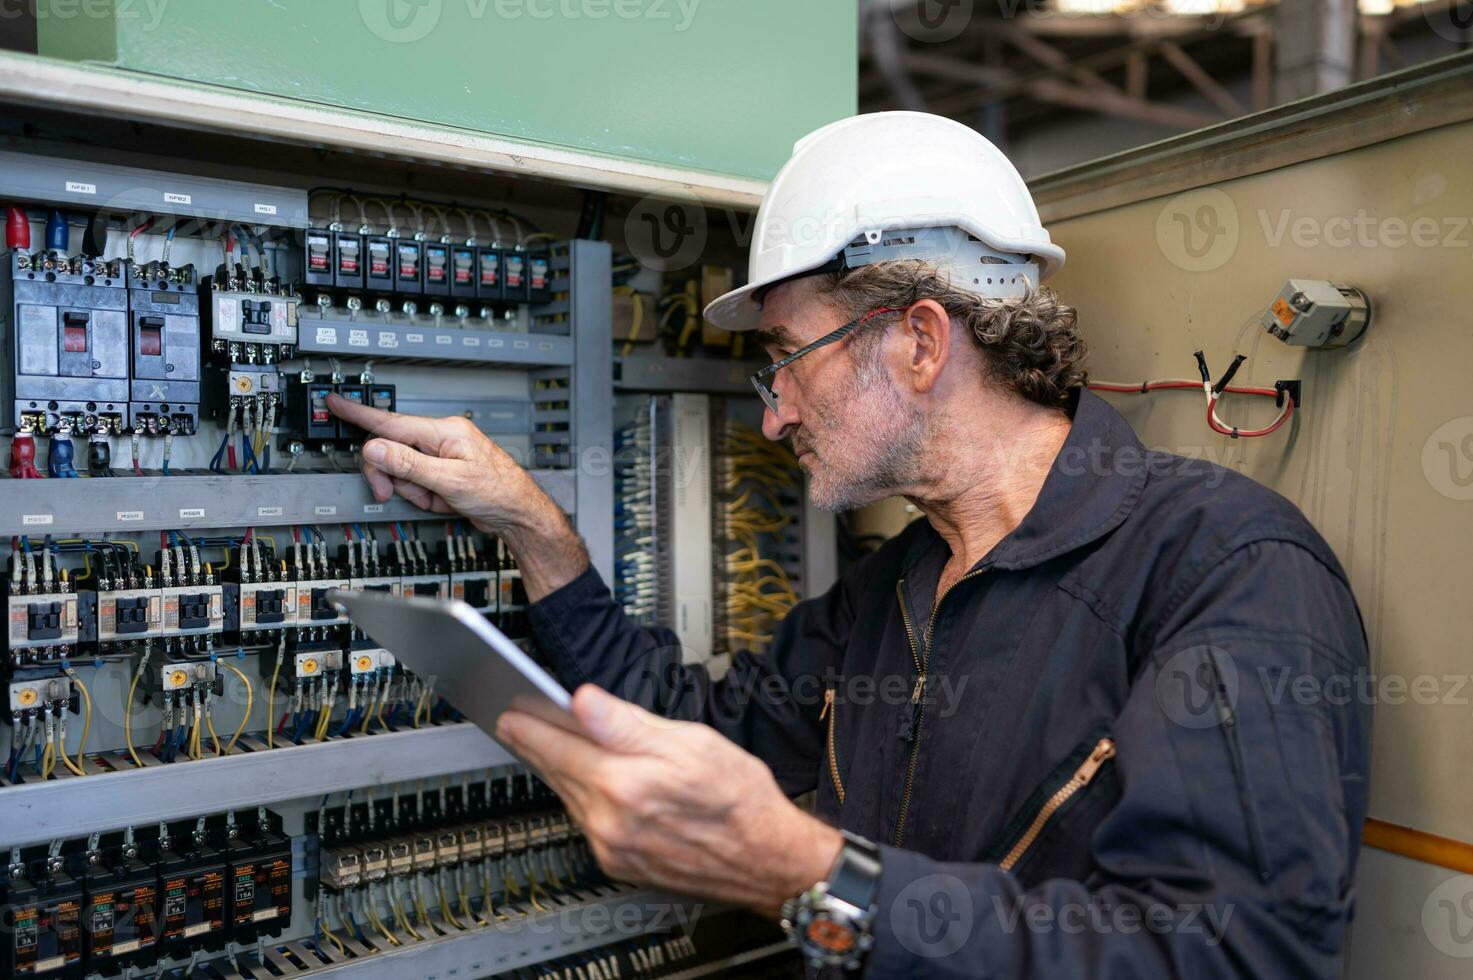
[1045,120,1473,841]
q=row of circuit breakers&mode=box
[5,532,527,668]
[303,228,553,306]
[3,251,318,443]
[2,240,553,444]
[2,810,292,978]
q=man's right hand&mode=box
[327,393,589,599]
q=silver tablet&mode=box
[327,588,581,736]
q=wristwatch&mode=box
[780,830,882,970]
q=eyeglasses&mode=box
[749,306,904,414]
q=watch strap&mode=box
[826,831,882,911]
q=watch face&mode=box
[806,917,858,955]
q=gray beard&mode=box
[804,360,927,513]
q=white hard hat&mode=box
[704,111,1065,332]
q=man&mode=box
[330,112,1370,977]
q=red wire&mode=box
[1089,380,1293,438]
[389,523,400,541]
[1207,395,1294,438]
[227,444,237,471]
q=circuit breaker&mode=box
[128,262,200,437]
[2,250,130,435]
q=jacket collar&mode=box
[901,388,1148,574]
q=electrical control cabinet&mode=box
[0,115,724,980]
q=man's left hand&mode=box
[495,684,842,916]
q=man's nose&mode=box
[762,400,800,442]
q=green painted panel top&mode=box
[37,0,856,182]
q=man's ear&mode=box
[900,299,952,394]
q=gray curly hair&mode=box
[812,260,1087,410]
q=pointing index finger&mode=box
[326,393,449,453]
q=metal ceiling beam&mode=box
[1157,39,1247,116]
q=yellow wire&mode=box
[267,646,283,749]
[437,877,465,929]
[41,740,55,780]
[364,890,400,946]
[67,670,92,774]
[392,891,423,941]
[414,882,440,935]
[360,688,375,734]
[217,661,253,754]
[206,708,222,757]
[320,916,347,955]
[124,663,144,769]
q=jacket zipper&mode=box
[892,570,985,847]
[819,687,845,804]
[998,738,1117,872]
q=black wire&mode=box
[305,186,544,235]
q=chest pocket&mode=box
[982,732,1121,888]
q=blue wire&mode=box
[209,432,229,472]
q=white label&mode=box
[513,340,529,350]
[315,326,338,345]
[488,338,505,349]
[183,922,213,938]
[363,504,385,514]
[538,341,553,351]
[35,955,66,971]
[65,180,96,195]
[463,336,482,347]
[254,202,279,216]
[349,329,370,348]
[116,510,144,522]
[435,335,453,346]
[406,332,424,343]
[257,506,284,517]
[377,331,399,349]
[111,940,141,956]
[164,191,192,205]
[314,505,338,516]
[253,907,279,922]
[179,508,205,519]
[22,514,53,526]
